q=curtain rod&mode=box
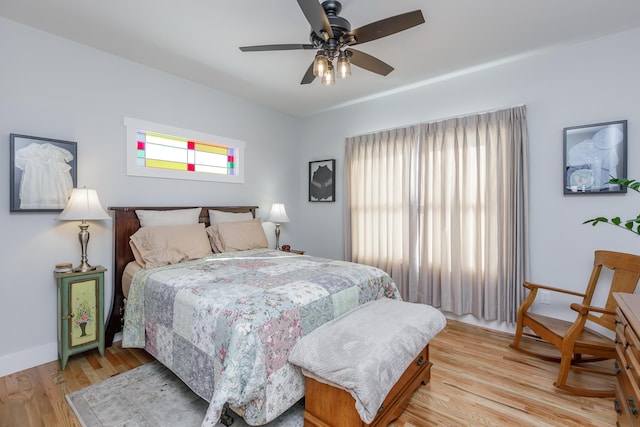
[346,104,526,140]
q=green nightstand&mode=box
[55,266,106,370]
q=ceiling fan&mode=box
[239,0,425,86]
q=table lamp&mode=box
[268,203,289,250]
[57,188,111,272]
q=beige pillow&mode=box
[206,218,268,253]
[136,207,202,227]
[208,209,253,224]
[130,223,212,268]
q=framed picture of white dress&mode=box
[563,120,627,195]
[10,134,77,212]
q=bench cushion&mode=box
[288,298,446,423]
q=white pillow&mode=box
[136,208,202,227]
[208,209,253,224]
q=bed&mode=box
[106,206,401,426]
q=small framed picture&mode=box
[10,134,77,212]
[309,159,336,202]
[563,120,627,194]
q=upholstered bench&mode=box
[288,298,446,427]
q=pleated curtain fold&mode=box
[345,105,529,323]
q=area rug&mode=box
[66,361,304,427]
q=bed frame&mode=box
[105,205,259,347]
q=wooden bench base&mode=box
[303,344,432,427]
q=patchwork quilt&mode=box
[122,248,400,426]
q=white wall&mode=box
[2,16,639,376]
[0,17,302,376]
[297,28,640,332]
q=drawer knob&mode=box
[629,397,639,417]
[415,355,425,366]
[615,361,622,376]
[615,399,622,415]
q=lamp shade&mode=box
[268,203,289,223]
[57,188,111,221]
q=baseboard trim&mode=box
[0,342,58,377]
[444,312,516,334]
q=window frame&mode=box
[124,117,245,183]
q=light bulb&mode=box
[322,63,335,86]
[313,51,329,78]
[337,51,351,79]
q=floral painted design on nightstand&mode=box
[70,279,98,346]
[74,299,94,337]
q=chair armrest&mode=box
[569,303,616,316]
[523,282,586,298]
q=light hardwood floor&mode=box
[0,320,616,426]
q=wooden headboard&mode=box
[105,205,258,347]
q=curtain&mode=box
[344,126,419,290]
[345,106,529,323]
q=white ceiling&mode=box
[2,0,640,117]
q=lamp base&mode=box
[275,223,281,250]
[74,222,96,272]
[73,262,97,273]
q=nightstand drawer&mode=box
[614,293,640,427]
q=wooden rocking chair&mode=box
[510,250,640,397]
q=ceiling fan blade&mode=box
[346,49,394,76]
[301,61,316,85]
[297,0,334,40]
[240,44,316,52]
[348,10,425,45]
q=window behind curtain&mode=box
[345,106,529,323]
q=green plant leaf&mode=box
[584,177,640,236]
[584,217,606,225]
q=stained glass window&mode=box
[125,117,245,183]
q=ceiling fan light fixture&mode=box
[322,63,335,86]
[313,51,329,78]
[337,51,351,79]
[239,1,425,86]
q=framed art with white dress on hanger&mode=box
[9,134,77,212]
[563,120,627,195]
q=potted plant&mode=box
[584,178,640,235]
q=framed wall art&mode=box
[10,134,77,212]
[309,159,336,202]
[563,120,627,194]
